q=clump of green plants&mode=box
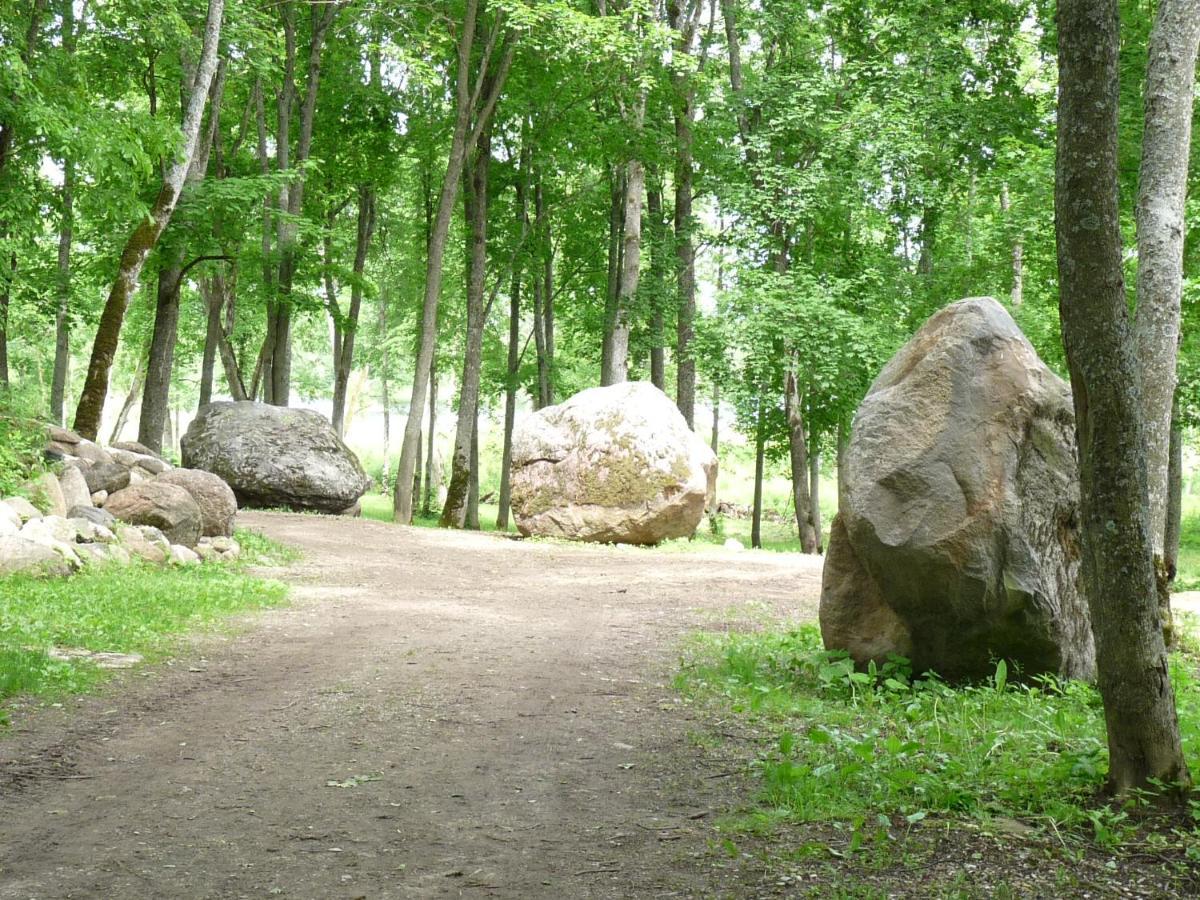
[677,625,1200,844]
[0,529,293,710]
[0,390,49,498]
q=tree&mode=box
[1055,0,1190,796]
[72,0,226,441]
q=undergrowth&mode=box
[0,529,293,710]
[0,390,49,499]
[677,624,1200,859]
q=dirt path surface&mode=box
[0,511,822,899]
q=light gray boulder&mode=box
[0,536,75,577]
[182,401,370,514]
[68,505,117,530]
[59,465,92,511]
[26,472,67,517]
[83,461,130,495]
[3,496,41,523]
[510,382,717,545]
[820,297,1093,681]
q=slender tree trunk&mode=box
[1165,403,1183,582]
[608,152,644,385]
[467,414,480,529]
[751,400,765,550]
[51,157,74,425]
[109,358,145,445]
[422,356,438,516]
[708,382,719,528]
[0,254,13,389]
[601,167,624,385]
[785,368,819,554]
[1056,0,1190,796]
[199,275,220,407]
[395,0,513,523]
[138,251,186,451]
[1133,0,1200,563]
[540,181,555,406]
[332,186,377,437]
[1000,183,1024,306]
[647,181,666,390]
[379,285,391,491]
[442,126,492,528]
[809,445,822,553]
[498,163,528,529]
[532,257,549,409]
[73,0,224,440]
[413,427,423,511]
[837,416,850,514]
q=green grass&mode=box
[360,492,518,534]
[677,624,1200,851]
[0,529,293,708]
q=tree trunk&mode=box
[422,359,438,516]
[138,250,186,452]
[379,285,391,491]
[532,262,550,409]
[607,154,644,385]
[441,125,492,528]
[413,427,423,512]
[498,164,528,529]
[751,400,765,550]
[199,275,221,408]
[836,416,850,515]
[1055,0,1190,796]
[467,413,480,529]
[72,0,225,440]
[1165,403,1183,582]
[51,157,74,425]
[0,254,13,389]
[109,358,145,445]
[540,181,555,406]
[1000,183,1024,306]
[1133,0,1200,561]
[809,445,823,554]
[332,185,377,437]
[601,167,624,385]
[395,0,513,523]
[785,368,818,554]
[647,181,666,390]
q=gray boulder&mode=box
[83,462,131,495]
[820,297,1093,680]
[3,496,41,522]
[26,472,67,517]
[59,465,92,510]
[68,505,117,530]
[155,468,237,537]
[510,382,717,545]
[111,440,164,460]
[104,482,202,548]
[181,401,370,514]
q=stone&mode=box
[104,482,202,548]
[0,536,74,577]
[48,426,81,445]
[118,526,167,564]
[819,297,1093,681]
[510,382,717,545]
[0,515,16,538]
[127,467,148,486]
[0,502,20,530]
[21,515,79,546]
[107,544,132,566]
[43,443,68,464]
[58,465,92,511]
[83,462,130,495]
[112,449,170,474]
[182,401,371,514]
[3,496,41,522]
[91,490,108,506]
[169,544,201,565]
[111,440,165,460]
[69,518,116,544]
[24,472,67,517]
[68,505,117,529]
[77,543,111,564]
[154,468,237,537]
[72,440,114,466]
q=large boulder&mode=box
[181,401,370,514]
[0,536,74,577]
[820,297,1093,681]
[155,468,237,537]
[510,382,717,545]
[104,482,202,548]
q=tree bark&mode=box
[809,445,822,554]
[498,161,529,530]
[0,254,13,389]
[331,186,377,436]
[379,285,391,491]
[600,167,625,385]
[50,2,79,424]
[422,358,438,516]
[1133,0,1200,560]
[751,399,765,550]
[199,274,221,407]
[540,181,555,406]
[394,0,513,523]
[836,416,850,515]
[785,367,819,554]
[1000,183,1024,306]
[442,124,493,528]
[607,152,644,385]
[647,180,667,390]
[1056,0,1190,796]
[1165,403,1183,582]
[73,0,225,440]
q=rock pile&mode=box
[0,428,241,578]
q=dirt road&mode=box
[0,511,822,899]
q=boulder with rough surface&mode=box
[510,382,717,545]
[104,482,202,548]
[155,468,237,536]
[83,462,130,495]
[0,536,75,577]
[59,465,92,510]
[181,401,370,514]
[820,297,1093,680]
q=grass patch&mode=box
[677,625,1200,855]
[360,492,517,534]
[0,528,292,709]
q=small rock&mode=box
[71,440,114,466]
[76,543,111,565]
[107,544,132,566]
[118,527,166,564]
[69,518,116,544]
[25,472,67,517]
[111,440,164,461]
[90,490,108,507]
[0,502,21,529]
[48,426,82,445]
[0,536,74,577]
[21,515,79,546]
[83,462,130,495]
[105,483,202,548]
[156,469,237,537]
[169,544,201,565]
[0,516,17,538]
